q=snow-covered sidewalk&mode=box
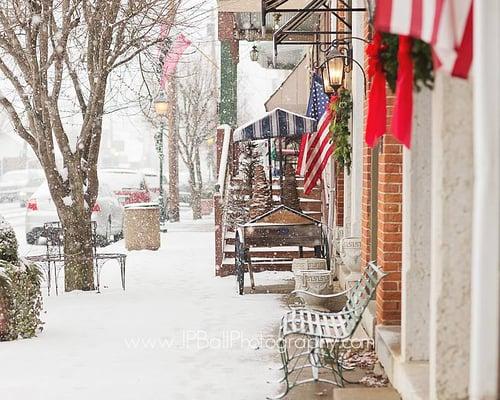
[0,216,287,400]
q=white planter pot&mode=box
[294,270,334,310]
[291,258,327,274]
[340,236,361,273]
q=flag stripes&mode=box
[296,74,334,195]
[375,0,473,78]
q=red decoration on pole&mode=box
[392,35,414,149]
[365,32,387,148]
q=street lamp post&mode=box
[154,93,169,225]
[321,47,345,94]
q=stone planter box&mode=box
[124,203,160,251]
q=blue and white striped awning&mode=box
[233,108,317,142]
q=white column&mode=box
[343,166,352,237]
[429,73,473,400]
[401,88,432,362]
[338,0,364,284]
[350,0,365,238]
[469,1,500,398]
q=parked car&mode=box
[143,171,168,202]
[99,169,151,205]
[143,171,158,200]
[25,182,124,246]
[0,169,45,205]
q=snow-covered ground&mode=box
[0,209,287,400]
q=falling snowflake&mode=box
[31,15,42,26]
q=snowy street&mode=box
[0,213,287,400]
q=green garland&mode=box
[330,88,353,174]
[380,33,434,93]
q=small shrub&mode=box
[0,219,18,264]
[0,219,44,341]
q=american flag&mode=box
[375,0,473,78]
[159,33,191,89]
[296,74,334,195]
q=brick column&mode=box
[360,142,372,266]
[360,16,372,268]
[375,95,403,326]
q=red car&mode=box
[99,169,151,205]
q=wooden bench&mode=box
[268,262,387,399]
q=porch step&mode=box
[333,388,401,400]
[272,187,321,200]
[270,198,321,213]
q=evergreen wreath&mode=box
[380,33,434,93]
[330,88,353,174]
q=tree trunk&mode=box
[187,162,202,220]
[195,148,203,191]
[191,189,202,219]
[167,78,180,222]
[62,205,95,292]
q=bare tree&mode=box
[0,0,193,291]
[176,58,217,219]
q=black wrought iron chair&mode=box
[26,221,126,295]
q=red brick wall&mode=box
[375,97,403,326]
[361,143,372,266]
[218,12,239,61]
[359,18,403,325]
[360,17,372,267]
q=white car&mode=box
[25,182,124,246]
[0,169,45,205]
[99,169,151,205]
[142,170,168,203]
[143,171,160,201]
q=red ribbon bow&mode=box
[365,32,387,148]
[392,35,414,149]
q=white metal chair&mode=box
[268,262,388,399]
